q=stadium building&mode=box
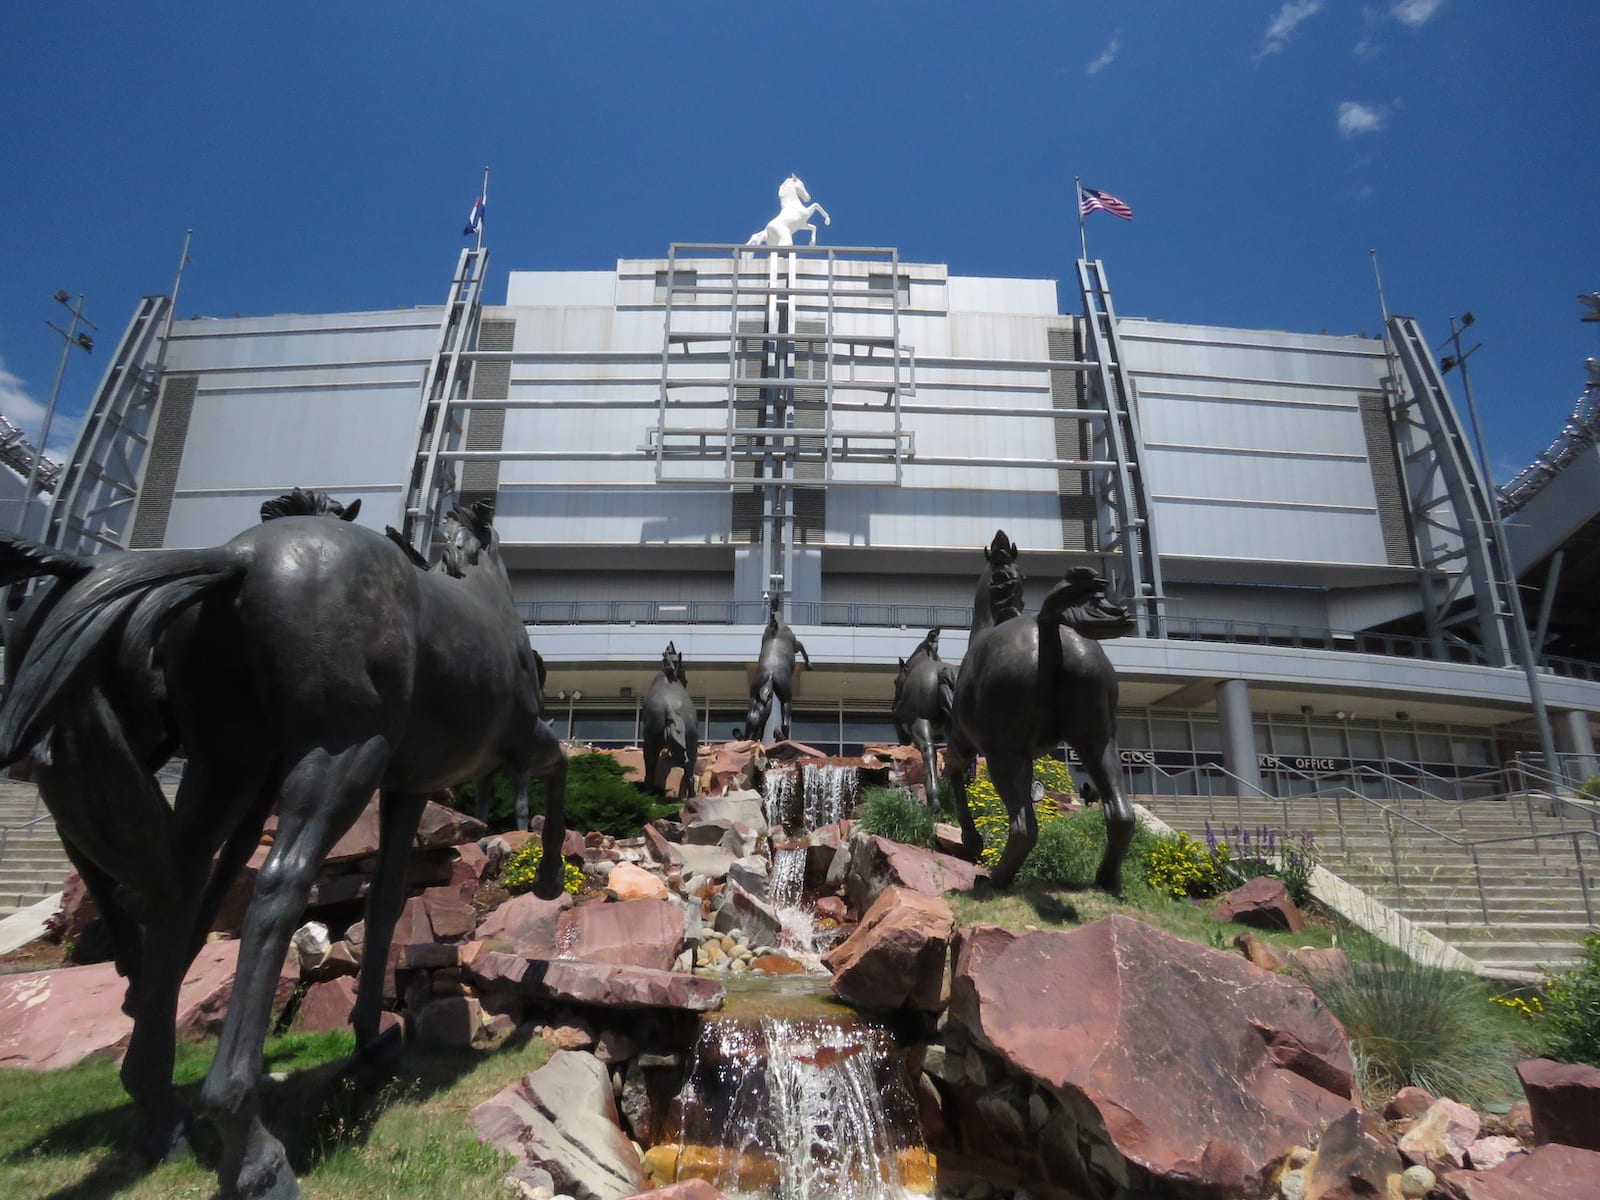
[26,236,1600,802]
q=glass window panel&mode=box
[1348,725,1382,759]
[1151,717,1190,751]
[1309,723,1345,756]
[1118,712,1150,750]
[1416,732,1451,763]
[571,715,637,746]
[1191,719,1223,753]
[1383,729,1419,762]
[1273,723,1310,756]
[1452,738,1492,766]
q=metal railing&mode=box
[0,787,47,890]
[512,598,1600,679]
[1138,758,1598,928]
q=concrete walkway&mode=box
[0,891,61,955]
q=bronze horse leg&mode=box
[985,749,1040,889]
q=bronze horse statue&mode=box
[941,530,1136,891]
[641,640,699,799]
[733,608,810,743]
[0,494,566,1200]
[892,627,957,809]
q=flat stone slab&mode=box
[465,952,725,1012]
[0,939,298,1070]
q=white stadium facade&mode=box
[23,238,1600,803]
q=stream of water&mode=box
[668,994,931,1200]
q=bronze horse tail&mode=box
[0,544,244,768]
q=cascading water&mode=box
[667,1009,932,1200]
[802,763,858,831]
[768,846,815,953]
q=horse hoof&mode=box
[1095,869,1124,897]
[137,1114,192,1164]
[232,1129,299,1200]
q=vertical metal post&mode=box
[22,293,96,536]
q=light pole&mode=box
[19,291,96,537]
[1438,313,1562,792]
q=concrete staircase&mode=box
[1139,791,1599,975]
[0,781,70,921]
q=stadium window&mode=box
[866,272,911,307]
[654,269,697,303]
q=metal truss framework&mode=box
[44,294,171,556]
[1076,259,1167,637]
[401,246,489,555]
[1386,314,1516,666]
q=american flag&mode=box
[463,194,485,237]
[1079,187,1133,221]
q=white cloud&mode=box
[1086,32,1121,76]
[0,354,79,462]
[1337,100,1388,137]
[1258,0,1325,58]
[1391,0,1443,27]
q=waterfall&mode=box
[668,1013,931,1200]
[769,846,816,954]
[801,763,858,831]
[763,767,797,832]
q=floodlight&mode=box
[1461,312,1475,326]
[53,289,69,304]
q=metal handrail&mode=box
[1134,758,1598,927]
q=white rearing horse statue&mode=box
[747,174,831,247]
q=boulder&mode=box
[291,976,357,1034]
[606,861,669,902]
[689,790,768,834]
[1302,1107,1403,1200]
[413,995,500,1048]
[843,832,987,917]
[414,798,487,849]
[1431,1143,1600,1199]
[0,940,298,1070]
[1233,931,1285,971]
[1464,1136,1525,1171]
[947,916,1356,1197]
[712,878,782,948]
[477,891,575,954]
[561,898,686,972]
[621,1180,730,1200]
[703,741,765,796]
[1208,876,1306,933]
[1384,1086,1437,1122]
[1516,1057,1600,1151]
[1397,1097,1481,1169]
[1287,946,1352,984]
[823,886,955,1013]
[470,1049,648,1200]
[465,953,725,1012]
[419,884,478,942]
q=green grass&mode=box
[0,1027,553,1199]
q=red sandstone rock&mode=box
[1432,1143,1600,1199]
[415,798,487,849]
[813,895,848,923]
[621,1180,730,1200]
[843,832,987,917]
[824,885,955,1013]
[1465,1136,1526,1171]
[1233,931,1285,971]
[560,897,686,972]
[0,940,298,1070]
[1288,945,1352,984]
[1397,1096,1482,1169]
[606,861,669,901]
[1385,1085,1437,1122]
[292,976,357,1034]
[750,954,807,975]
[1303,1107,1403,1200]
[948,915,1356,1195]
[464,953,724,1011]
[704,740,765,796]
[477,891,574,952]
[419,884,477,942]
[1517,1057,1600,1151]
[1208,876,1306,933]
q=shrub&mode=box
[1202,823,1319,906]
[500,841,584,896]
[1313,928,1520,1106]
[858,786,937,847]
[1146,831,1221,898]
[1013,805,1165,891]
[457,753,677,837]
[963,756,1076,867]
[1542,930,1600,1067]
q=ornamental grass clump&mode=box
[1013,805,1166,890]
[1312,928,1522,1107]
[857,785,937,847]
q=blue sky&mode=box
[2,2,1595,484]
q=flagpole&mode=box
[1075,176,1089,263]
[477,165,490,252]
